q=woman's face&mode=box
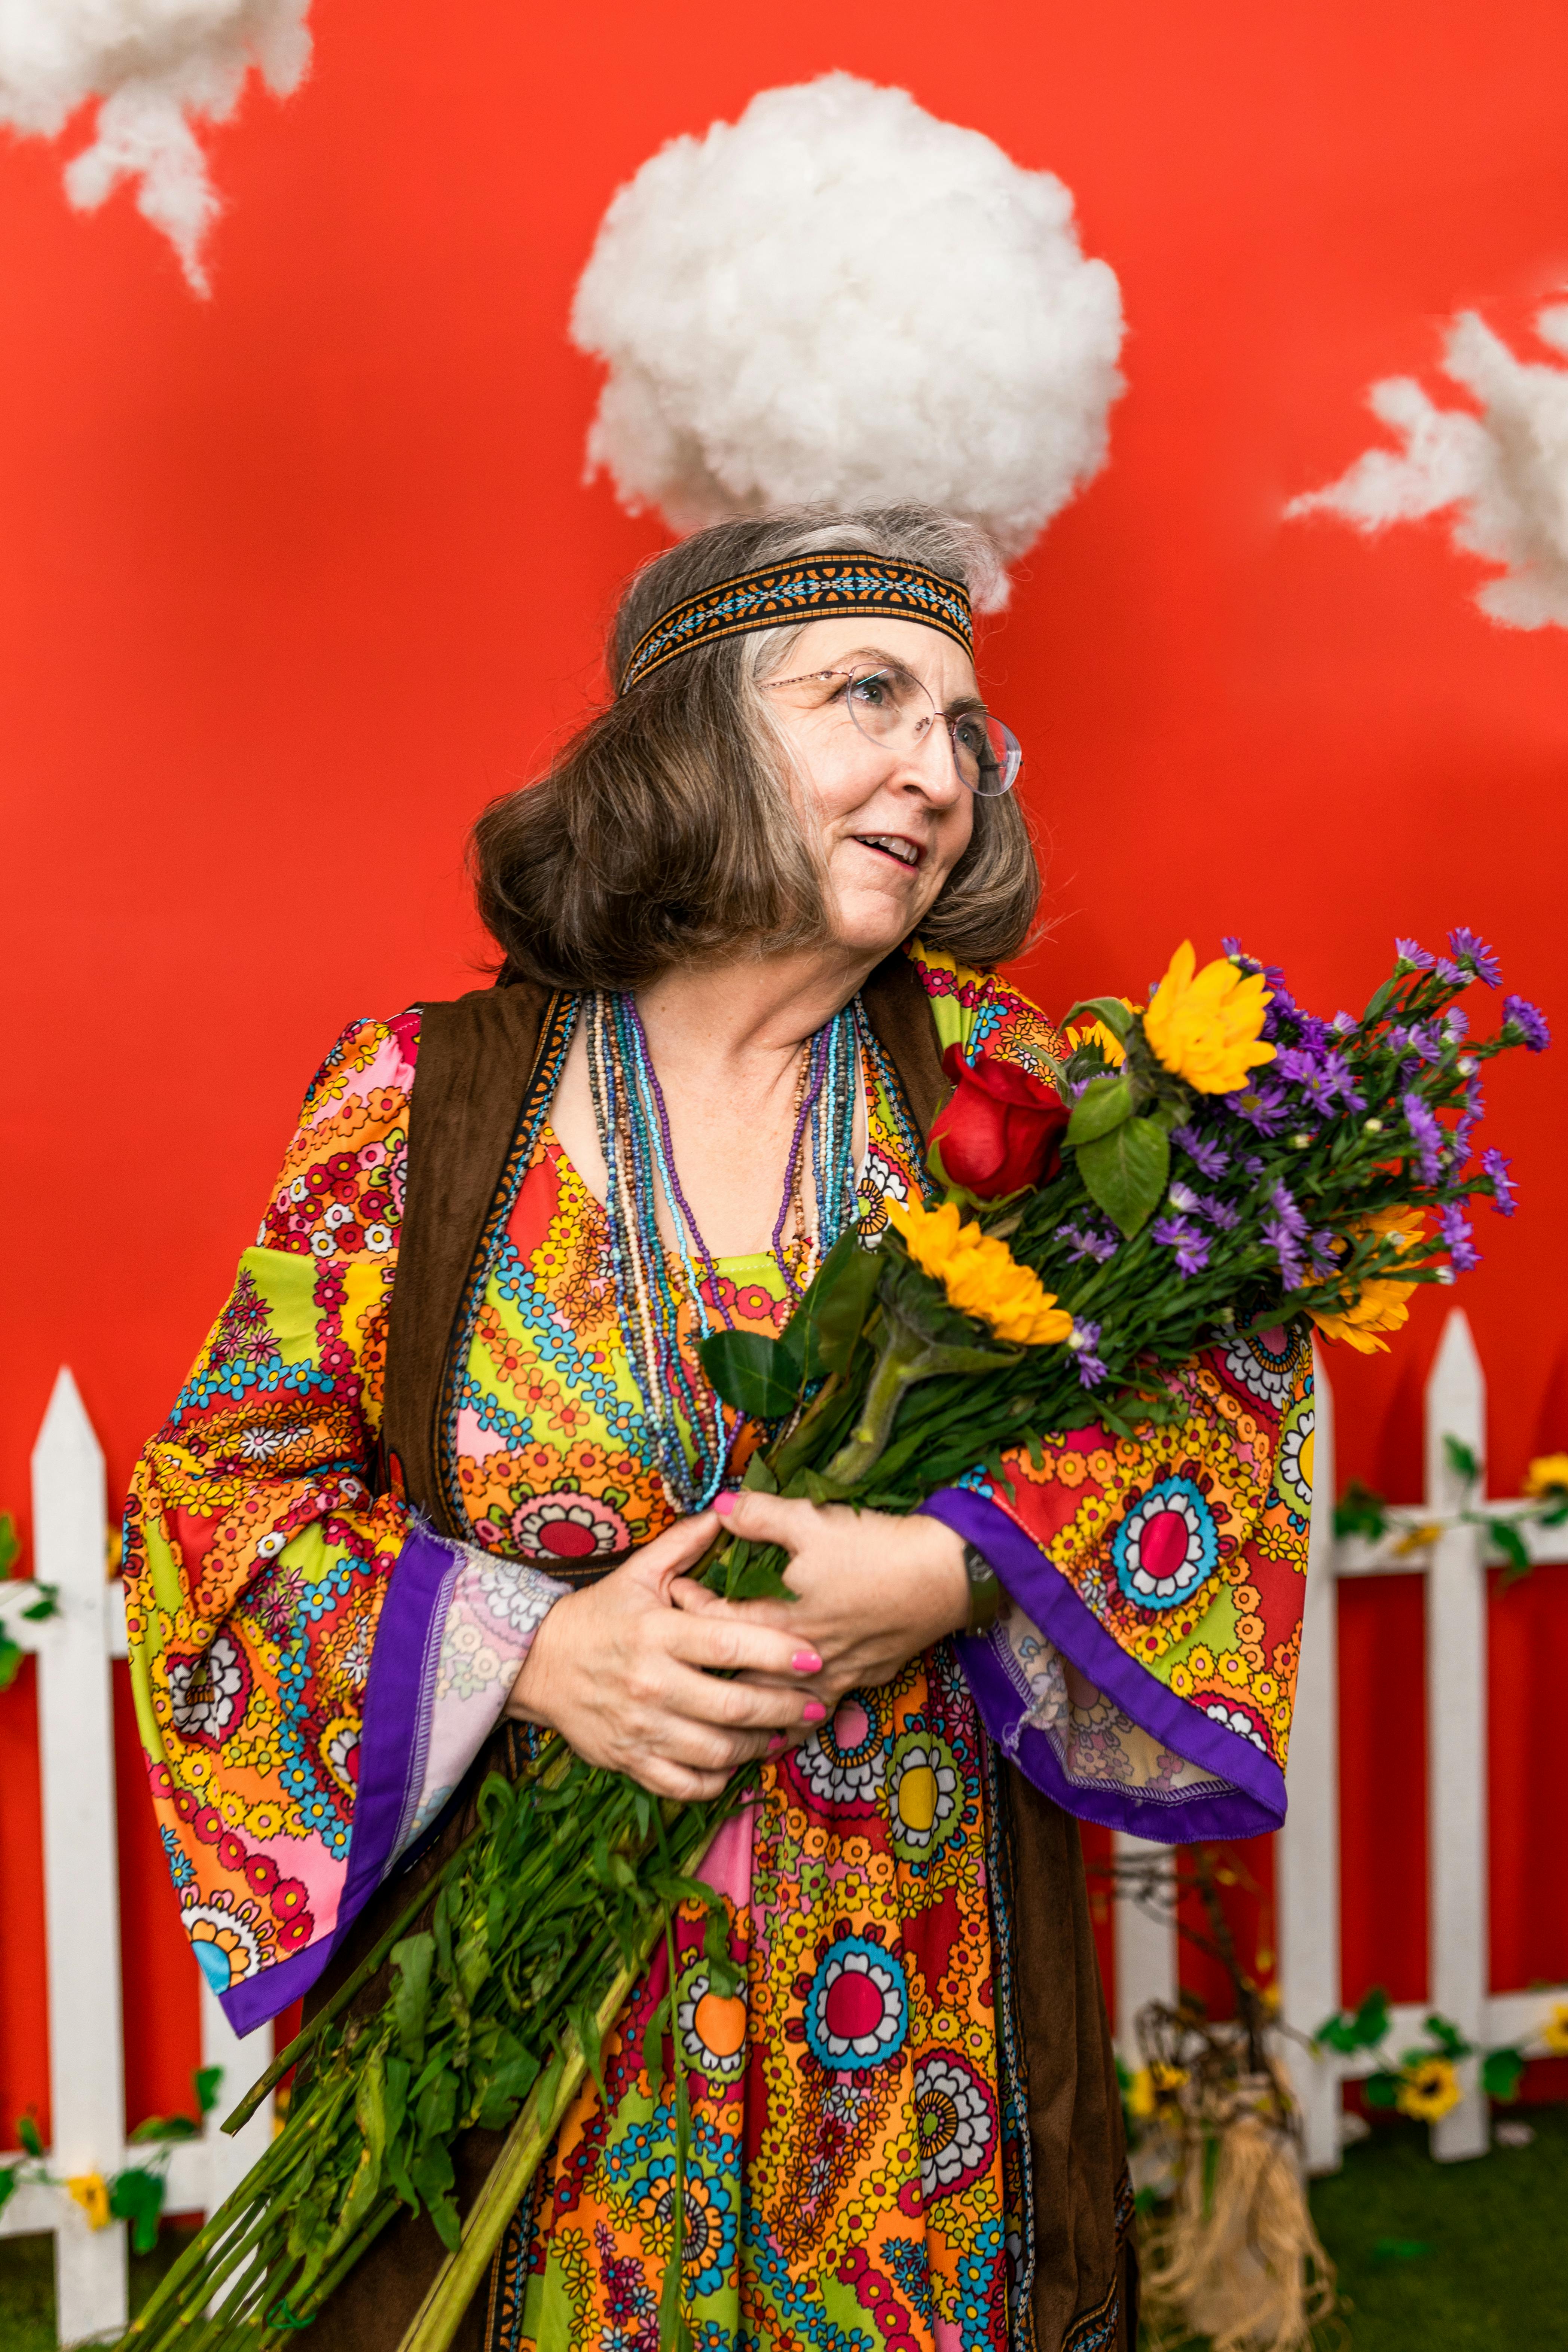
[761,615,979,962]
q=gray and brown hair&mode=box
[473,505,1042,991]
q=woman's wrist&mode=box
[905,1512,972,1640]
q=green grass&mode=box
[2,2119,1565,2348]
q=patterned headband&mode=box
[618,552,974,694]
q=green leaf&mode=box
[697,1329,798,1421]
[0,1631,22,1693]
[1423,2012,1470,2060]
[0,1515,19,1579]
[20,1584,58,1624]
[17,2113,43,2160]
[799,1230,882,1380]
[1363,2072,1400,2109]
[130,2113,198,2143]
[1076,1116,1170,1239]
[1483,1517,1531,1576]
[0,2165,17,2219]
[390,1933,435,2066]
[194,2065,223,2118]
[1065,1073,1133,1148]
[1060,995,1134,1045]
[1334,1481,1388,1543]
[1482,2046,1526,2102]
[1444,1434,1481,1487]
[110,2166,167,2255]
[641,1995,670,2103]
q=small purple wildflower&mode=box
[1241,1154,1266,1179]
[1070,1318,1108,1389]
[1403,1092,1447,1183]
[1268,1180,1308,1238]
[1198,1195,1241,1231]
[1332,1011,1358,1036]
[1167,1180,1202,1214]
[1440,1201,1481,1273]
[1171,1123,1229,1178]
[1262,1221,1306,1291]
[1231,1081,1289,1136]
[1407,1024,1444,1066]
[1443,1007,1470,1043]
[1151,1214,1211,1277]
[1395,938,1434,970]
[1449,927,1503,988]
[1481,1146,1517,1216]
[1309,1228,1341,1276]
[1503,994,1552,1053]
[1434,958,1465,987]
[1060,1217,1119,1265]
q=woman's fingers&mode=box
[714,1488,824,1551]
[625,1507,721,1594]
[665,1603,822,1681]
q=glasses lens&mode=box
[843,665,934,742]
[951,711,1021,796]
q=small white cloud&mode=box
[570,73,1125,604]
[0,0,312,294]
[1287,305,1568,628]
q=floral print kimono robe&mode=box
[125,940,1312,2352]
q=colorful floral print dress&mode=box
[125,941,1312,2352]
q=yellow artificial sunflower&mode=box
[1396,2056,1462,2123]
[1541,2001,1568,2056]
[1311,1206,1425,1356]
[1524,1454,1568,1501]
[887,1200,1072,1347]
[67,2173,112,2230]
[1063,1002,1142,1069]
[1143,941,1275,1096]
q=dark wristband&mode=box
[962,1540,1002,1636]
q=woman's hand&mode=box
[671,1493,971,1712]
[505,1509,828,1801]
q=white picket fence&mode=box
[3,1326,1567,2339]
[1113,1312,1568,2174]
[0,1372,273,2347]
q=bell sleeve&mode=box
[123,1015,565,2032]
[902,939,1312,1841]
[921,1331,1313,1842]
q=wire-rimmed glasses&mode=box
[763,662,1022,797]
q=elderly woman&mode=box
[127,507,1309,2352]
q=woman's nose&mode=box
[889,719,960,801]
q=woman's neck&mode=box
[632,943,879,1084]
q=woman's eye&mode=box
[952,715,987,757]
[849,673,893,708]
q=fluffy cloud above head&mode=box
[570,73,1125,605]
[0,0,312,294]
[1287,305,1568,629]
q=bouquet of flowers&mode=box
[121,931,1547,2352]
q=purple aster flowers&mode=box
[1481,1147,1517,1216]
[1231,1080,1289,1136]
[1395,937,1435,969]
[1151,1215,1211,1277]
[1448,927,1503,988]
[1440,1202,1481,1273]
[1070,1318,1108,1389]
[1262,1180,1308,1290]
[1171,1123,1229,1178]
[1503,995,1551,1053]
[1403,1092,1448,1183]
[1060,1216,1120,1265]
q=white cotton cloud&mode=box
[0,0,312,293]
[570,73,1125,604]
[1287,305,1568,628]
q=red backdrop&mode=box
[2,0,1565,2137]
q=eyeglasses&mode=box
[762,662,1022,797]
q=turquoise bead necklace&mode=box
[585,989,861,1514]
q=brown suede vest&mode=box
[306,955,1135,2352]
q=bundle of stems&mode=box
[120,933,1543,2351]
[119,1747,739,2351]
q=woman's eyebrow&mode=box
[833,647,989,713]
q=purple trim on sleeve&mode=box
[220,1519,457,2035]
[922,1487,1287,1847]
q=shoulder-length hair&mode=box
[473,505,1042,991]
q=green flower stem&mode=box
[395,1934,659,2352]
[820,1321,941,1491]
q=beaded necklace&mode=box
[585,990,861,1514]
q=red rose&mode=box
[929,1042,1069,1200]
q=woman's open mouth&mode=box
[853,833,924,870]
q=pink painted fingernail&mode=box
[792,1649,823,1675]
[714,1491,736,1517]
[802,1699,828,1725]
[765,1734,787,1758]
